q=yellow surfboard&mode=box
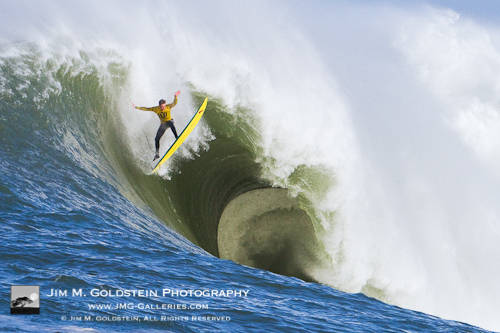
[152,97,208,173]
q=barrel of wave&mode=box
[218,188,323,282]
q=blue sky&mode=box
[362,0,500,21]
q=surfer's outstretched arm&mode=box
[133,104,154,111]
[166,95,178,108]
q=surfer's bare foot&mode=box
[153,152,160,161]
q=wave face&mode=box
[1,1,500,331]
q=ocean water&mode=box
[1,1,499,332]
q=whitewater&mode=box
[1,0,499,332]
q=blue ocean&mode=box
[1,1,499,332]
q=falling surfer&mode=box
[132,90,181,161]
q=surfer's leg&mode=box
[155,123,168,152]
[167,120,178,139]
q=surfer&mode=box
[133,91,181,160]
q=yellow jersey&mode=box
[135,96,177,122]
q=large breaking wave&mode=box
[2,1,500,330]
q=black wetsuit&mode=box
[155,120,178,151]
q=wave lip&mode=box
[218,188,323,282]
